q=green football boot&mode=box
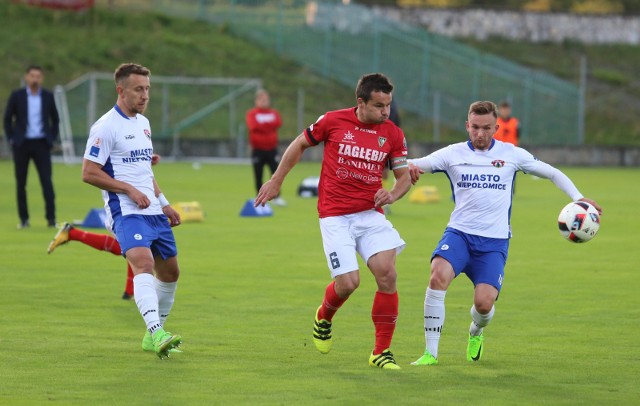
[151,328,182,359]
[411,350,438,366]
[142,330,183,354]
[467,334,484,362]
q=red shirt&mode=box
[246,107,282,150]
[305,107,408,218]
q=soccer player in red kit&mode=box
[255,73,411,369]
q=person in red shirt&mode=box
[255,73,411,369]
[246,89,286,206]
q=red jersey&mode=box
[246,107,282,150]
[304,107,408,218]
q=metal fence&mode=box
[54,73,262,161]
[118,0,584,146]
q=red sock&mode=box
[124,263,134,296]
[69,228,122,256]
[372,291,399,355]
[317,281,348,321]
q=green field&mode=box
[0,160,638,405]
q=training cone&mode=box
[240,199,273,217]
[80,208,107,228]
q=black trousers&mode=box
[251,148,279,193]
[12,138,56,224]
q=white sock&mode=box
[469,305,495,336]
[133,273,162,335]
[154,278,177,326]
[424,288,447,359]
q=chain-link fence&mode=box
[54,73,262,161]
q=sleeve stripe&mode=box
[304,128,319,146]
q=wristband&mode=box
[158,193,170,207]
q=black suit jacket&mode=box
[3,87,60,147]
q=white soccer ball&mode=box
[557,201,600,243]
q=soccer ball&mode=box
[557,201,600,243]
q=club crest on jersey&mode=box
[378,136,387,148]
[144,129,151,139]
[491,160,505,168]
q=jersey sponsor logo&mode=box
[440,244,449,250]
[122,148,153,163]
[337,143,388,163]
[338,156,381,171]
[125,134,135,140]
[461,174,501,182]
[458,173,506,190]
[144,129,151,139]
[354,126,377,134]
[134,233,143,240]
[378,136,387,148]
[491,160,505,168]
[342,131,355,143]
[348,170,379,184]
[335,166,378,184]
[255,113,277,124]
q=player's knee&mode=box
[335,274,359,296]
[474,298,495,314]
[375,267,397,292]
[429,269,450,290]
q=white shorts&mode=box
[319,210,406,278]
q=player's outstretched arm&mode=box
[82,159,151,209]
[255,133,313,207]
[528,161,603,215]
[407,157,434,184]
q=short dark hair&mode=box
[356,73,393,102]
[26,65,43,74]
[499,101,511,108]
[114,63,151,86]
[468,101,498,119]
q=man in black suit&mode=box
[3,65,60,228]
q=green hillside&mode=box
[2,1,639,146]
[0,2,355,142]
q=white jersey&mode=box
[410,139,583,239]
[83,105,163,226]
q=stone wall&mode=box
[374,7,640,44]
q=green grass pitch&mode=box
[0,160,638,405]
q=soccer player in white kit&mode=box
[408,101,602,365]
[81,63,183,359]
[255,74,411,369]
